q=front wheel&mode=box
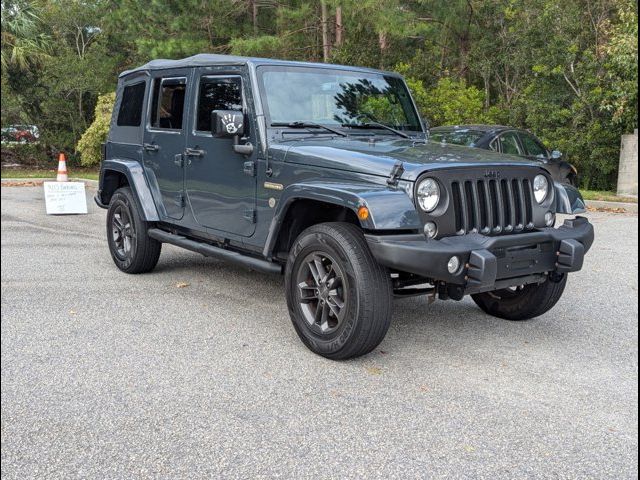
[471,274,568,321]
[285,222,392,360]
[106,186,161,274]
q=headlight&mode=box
[533,174,549,203]
[417,178,440,212]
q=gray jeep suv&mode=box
[96,54,594,359]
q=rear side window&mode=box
[196,76,243,131]
[519,132,547,157]
[498,132,522,155]
[150,77,187,130]
[117,82,145,127]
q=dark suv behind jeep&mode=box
[96,54,594,359]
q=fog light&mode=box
[447,256,460,274]
[424,222,437,238]
[545,211,555,227]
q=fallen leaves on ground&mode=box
[587,206,627,213]
[365,366,382,375]
[2,181,44,187]
[175,282,190,288]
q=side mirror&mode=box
[551,150,563,159]
[211,110,245,138]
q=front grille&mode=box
[451,178,534,235]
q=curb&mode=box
[1,177,98,187]
[586,199,638,213]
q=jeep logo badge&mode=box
[484,170,500,178]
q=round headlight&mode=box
[417,178,441,212]
[533,174,549,204]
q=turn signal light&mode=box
[357,206,370,221]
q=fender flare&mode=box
[263,181,420,257]
[97,159,160,221]
[554,182,586,214]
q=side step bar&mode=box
[148,228,282,275]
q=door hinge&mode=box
[243,208,256,223]
[243,161,256,177]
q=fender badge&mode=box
[264,181,284,191]
[268,197,276,208]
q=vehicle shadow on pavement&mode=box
[149,247,566,361]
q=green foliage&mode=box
[0,0,637,189]
[76,92,115,166]
[421,77,485,126]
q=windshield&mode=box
[257,66,422,133]
[430,130,485,147]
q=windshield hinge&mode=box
[387,161,405,186]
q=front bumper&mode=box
[365,216,594,293]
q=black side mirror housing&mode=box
[211,110,245,138]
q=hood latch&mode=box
[387,161,405,186]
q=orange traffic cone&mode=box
[56,152,68,182]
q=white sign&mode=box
[43,181,88,215]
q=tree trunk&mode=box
[251,0,258,35]
[335,6,343,47]
[378,31,388,68]
[320,0,331,62]
[483,72,490,109]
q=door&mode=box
[143,70,192,220]
[185,70,257,237]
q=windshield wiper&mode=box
[271,121,347,137]
[342,121,411,139]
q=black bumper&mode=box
[365,216,594,293]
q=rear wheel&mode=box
[471,274,568,321]
[285,222,392,360]
[107,187,161,274]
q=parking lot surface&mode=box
[1,185,638,479]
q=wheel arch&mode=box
[263,181,421,258]
[96,159,160,221]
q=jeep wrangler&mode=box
[96,54,594,360]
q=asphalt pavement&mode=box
[1,185,638,479]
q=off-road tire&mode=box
[107,186,161,274]
[285,222,393,360]
[471,274,568,321]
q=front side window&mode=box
[257,66,421,132]
[150,77,187,130]
[519,132,547,158]
[117,81,145,127]
[196,76,243,131]
[499,132,522,155]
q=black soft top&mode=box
[120,53,398,78]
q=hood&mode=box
[271,136,541,182]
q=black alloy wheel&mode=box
[296,252,348,335]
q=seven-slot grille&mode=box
[451,177,534,235]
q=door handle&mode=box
[143,143,159,152]
[185,148,205,157]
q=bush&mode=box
[76,92,115,166]
[0,143,51,167]
[422,78,486,127]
